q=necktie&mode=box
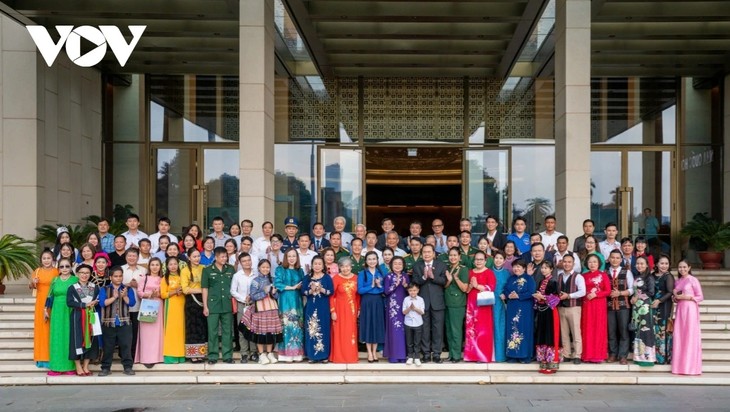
[316,239,320,250]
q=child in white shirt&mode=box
[402,283,425,366]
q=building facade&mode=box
[0,0,728,266]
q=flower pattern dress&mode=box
[502,274,536,362]
[653,271,675,364]
[330,274,360,363]
[464,269,497,363]
[275,266,305,362]
[301,274,333,361]
[631,272,656,366]
[383,271,409,363]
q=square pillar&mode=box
[554,0,591,241]
[240,0,276,236]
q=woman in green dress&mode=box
[44,257,77,376]
[579,235,605,273]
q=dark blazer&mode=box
[376,233,395,251]
[412,259,447,311]
[310,237,331,252]
[400,235,425,254]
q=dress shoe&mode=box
[433,355,443,364]
[619,358,628,365]
[573,358,582,365]
[450,358,460,364]
[240,355,249,364]
[421,355,430,364]
[98,369,111,377]
[562,357,572,362]
[223,359,234,364]
[607,355,617,363]
[208,359,218,365]
[123,368,135,376]
[250,353,259,363]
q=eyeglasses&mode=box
[58,265,71,269]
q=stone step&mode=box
[703,341,730,350]
[0,305,35,313]
[0,321,33,330]
[0,312,34,321]
[700,306,730,314]
[0,330,33,339]
[0,370,728,386]
[700,314,730,322]
[0,339,33,349]
[0,350,33,360]
[702,332,730,340]
[701,323,730,331]
[0,297,35,305]
[703,350,730,361]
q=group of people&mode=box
[30,213,704,376]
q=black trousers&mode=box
[420,308,444,356]
[120,312,139,359]
[405,325,423,359]
[608,308,630,358]
[102,324,134,370]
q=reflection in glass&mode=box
[113,144,146,217]
[627,151,672,254]
[204,150,239,231]
[465,150,509,237]
[275,144,318,234]
[155,149,195,235]
[319,148,362,233]
[590,151,621,237]
[110,75,143,141]
[510,144,555,233]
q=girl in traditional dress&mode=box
[301,256,333,363]
[533,261,561,374]
[322,248,339,277]
[181,248,207,362]
[358,251,386,362]
[631,256,656,366]
[491,252,510,362]
[274,248,305,362]
[162,257,186,364]
[672,260,703,375]
[581,254,611,363]
[44,257,76,375]
[383,256,409,363]
[241,259,283,365]
[464,250,497,363]
[330,257,361,363]
[30,249,58,369]
[91,252,111,288]
[135,257,165,367]
[652,254,674,364]
[501,260,535,363]
[66,264,100,376]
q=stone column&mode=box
[722,75,730,268]
[240,0,276,237]
[554,0,591,241]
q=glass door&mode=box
[154,146,239,236]
[318,147,363,232]
[464,148,510,237]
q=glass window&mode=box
[204,149,240,231]
[155,149,196,235]
[274,144,318,233]
[465,149,509,237]
[510,144,555,233]
[627,151,672,254]
[111,143,146,216]
[590,151,621,237]
[109,74,143,141]
[319,148,362,232]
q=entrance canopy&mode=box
[2,0,728,78]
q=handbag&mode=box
[476,286,495,307]
[138,298,160,323]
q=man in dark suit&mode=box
[376,217,396,251]
[412,244,447,363]
[310,222,331,252]
[400,220,426,254]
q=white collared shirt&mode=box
[149,232,178,254]
[122,230,149,250]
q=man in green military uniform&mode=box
[458,231,480,269]
[404,237,424,275]
[330,232,351,261]
[438,235,471,267]
[202,247,236,364]
[443,248,470,363]
[350,238,366,274]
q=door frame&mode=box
[591,145,678,260]
[149,143,238,234]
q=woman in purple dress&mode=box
[383,256,409,363]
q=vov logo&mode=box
[27,25,146,67]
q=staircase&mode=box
[1,293,730,385]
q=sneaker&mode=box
[98,369,111,377]
[414,358,422,367]
[406,358,414,365]
[123,368,135,376]
[259,353,270,365]
[250,353,259,363]
[240,355,249,364]
[267,352,278,364]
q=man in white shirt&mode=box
[230,253,257,363]
[251,221,274,261]
[599,223,621,259]
[148,217,179,253]
[385,231,407,257]
[553,236,581,273]
[556,255,585,364]
[121,248,147,359]
[361,231,384,264]
[296,233,318,273]
[326,216,353,250]
[539,215,564,252]
[121,213,148,249]
[234,219,254,247]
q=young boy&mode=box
[99,266,136,376]
[403,283,426,367]
[202,247,236,364]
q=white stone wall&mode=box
[0,13,102,240]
